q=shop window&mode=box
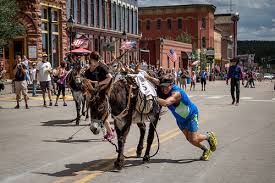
[157,19,161,30]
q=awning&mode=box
[69,48,91,54]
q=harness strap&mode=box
[112,85,132,122]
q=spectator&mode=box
[22,55,31,82]
[36,53,53,107]
[13,55,29,109]
[226,58,244,106]
[55,61,67,106]
[200,69,207,91]
[30,63,38,97]
[190,71,196,91]
[0,62,6,92]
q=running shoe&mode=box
[207,132,217,152]
[200,149,212,161]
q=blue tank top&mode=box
[166,85,198,121]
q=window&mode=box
[146,20,150,31]
[70,0,74,18]
[90,0,94,26]
[77,0,81,24]
[117,4,121,31]
[112,2,116,30]
[167,19,172,31]
[202,37,206,48]
[157,19,161,30]
[41,6,61,67]
[129,9,132,33]
[138,20,141,32]
[178,18,182,30]
[122,6,125,31]
[102,0,105,28]
[97,0,100,27]
[202,17,206,29]
[84,0,88,25]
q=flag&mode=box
[120,41,137,50]
[72,39,89,48]
[167,48,177,62]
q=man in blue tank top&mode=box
[146,73,217,160]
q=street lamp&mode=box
[231,12,239,58]
[67,15,75,54]
[159,37,164,69]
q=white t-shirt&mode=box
[30,68,37,81]
[36,61,52,81]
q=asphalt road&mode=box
[0,81,274,183]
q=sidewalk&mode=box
[0,93,74,101]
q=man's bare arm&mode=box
[157,92,181,107]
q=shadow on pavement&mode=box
[43,138,104,144]
[41,120,89,127]
[35,158,200,177]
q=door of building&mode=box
[9,39,25,78]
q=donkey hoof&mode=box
[82,112,85,116]
[114,160,123,170]
[76,121,80,126]
[136,151,142,158]
[143,155,150,162]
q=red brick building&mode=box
[139,39,192,71]
[139,4,216,51]
[2,0,68,79]
[215,13,240,69]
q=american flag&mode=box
[120,41,137,50]
[167,48,177,62]
[72,39,85,47]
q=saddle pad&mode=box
[129,72,157,97]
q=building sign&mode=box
[28,45,37,59]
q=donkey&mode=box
[66,64,88,125]
[88,75,161,170]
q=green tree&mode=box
[200,52,207,70]
[176,33,192,44]
[0,0,25,47]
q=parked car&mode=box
[263,73,274,80]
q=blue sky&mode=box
[139,0,275,41]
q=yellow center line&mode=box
[73,129,181,183]
[53,127,179,183]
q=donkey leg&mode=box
[136,123,146,158]
[75,100,81,126]
[114,121,131,170]
[82,96,86,116]
[143,113,160,162]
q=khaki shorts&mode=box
[14,80,28,99]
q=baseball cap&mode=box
[159,74,174,87]
[42,53,48,57]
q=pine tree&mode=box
[0,0,25,47]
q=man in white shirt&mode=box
[36,53,53,107]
